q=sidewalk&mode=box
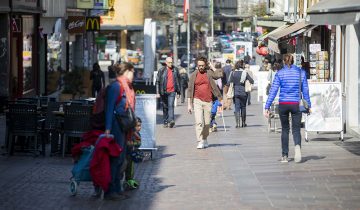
[1,96,360,210]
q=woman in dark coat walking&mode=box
[226,60,254,128]
[179,68,189,103]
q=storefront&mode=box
[307,0,360,136]
[0,1,10,107]
[10,0,43,98]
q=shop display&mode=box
[309,44,329,82]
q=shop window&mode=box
[46,18,63,94]
[127,31,144,67]
[97,31,120,63]
[22,16,34,93]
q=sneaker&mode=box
[280,156,288,163]
[213,124,217,132]
[294,145,302,163]
[197,141,205,149]
[163,123,168,128]
[169,121,175,128]
[203,140,209,148]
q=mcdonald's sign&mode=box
[86,17,100,31]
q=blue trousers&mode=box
[161,92,176,124]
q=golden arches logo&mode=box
[86,17,100,31]
[135,90,146,94]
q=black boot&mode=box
[241,110,247,127]
[234,112,240,128]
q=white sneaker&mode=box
[197,141,205,149]
[280,156,289,163]
[203,140,209,148]
[294,145,302,163]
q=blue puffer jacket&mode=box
[265,65,311,109]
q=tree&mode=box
[250,2,267,17]
[144,0,175,21]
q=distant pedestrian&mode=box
[90,63,105,97]
[226,60,254,128]
[156,57,181,128]
[222,59,233,110]
[249,56,256,65]
[244,52,251,64]
[179,68,189,103]
[108,60,116,83]
[264,54,312,163]
[187,56,223,149]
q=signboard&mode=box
[86,17,100,31]
[67,16,86,34]
[136,94,157,150]
[133,84,156,94]
[95,36,107,44]
[12,0,37,8]
[233,41,252,60]
[309,44,321,54]
[305,82,342,132]
[77,0,94,9]
[93,0,108,9]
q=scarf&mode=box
[117,76,135,111]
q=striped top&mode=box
[265,65,311,109]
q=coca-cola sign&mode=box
[67,16,86,34]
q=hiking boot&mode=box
[280,156,288,163]
[203,140,209,148]
[197,141,205,149]
[169,121,175,128]
[294,145,302,163]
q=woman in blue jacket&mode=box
[104,62,135,200]
[265,54,311,163]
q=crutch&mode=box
[221,110,227,132]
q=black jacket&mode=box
[156,66,181,95]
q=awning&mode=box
[267,21,313,54]
[100,25,143,31]
[258,24,289,41]
[268,21,310,42]
[306,0,360,25]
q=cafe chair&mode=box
[43,102,63,156]
[62,104,92,157]
[7,104,42,156]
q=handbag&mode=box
[115,106,137,131]
[299,71,310,113]
[115,83,137,132]
[245,80,252,92]
[226,83,234,98]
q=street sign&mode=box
[95,36,107,44]
[67,16,86,34]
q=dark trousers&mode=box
[180,86,187,103]
[278,104,302,157]
[161,92,176,124]
[210,113,217,127]
[92,86,101,97]
[233,95,248,117]
[247,92,251,105]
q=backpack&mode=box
[90,82,124,130]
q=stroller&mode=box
[69,134,113,196]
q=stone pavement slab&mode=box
[0,97,360,210]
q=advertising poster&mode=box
[136,94,157,150]
[305,82,342,132]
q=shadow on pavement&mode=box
[175,124,193,128]
[310,136,353,142]
[301,155,326,163]
[335,141,360,156]
[208,143,241,148]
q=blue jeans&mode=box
[161,92,176,124]
[278,104,302,157]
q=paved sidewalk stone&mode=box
[1,98,360,209]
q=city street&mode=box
[1,95,360,210]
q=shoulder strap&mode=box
[299,70,302,99]
[239,70,247,84]
[116,81,125,107]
